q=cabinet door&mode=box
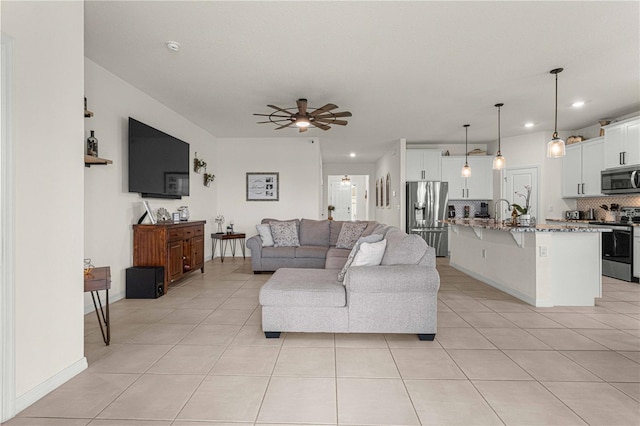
[192,235,204,270]
[422,150,442,181]
[406,150,424,180]
[441,157,465,199]
[562,144,582,198]
[624,120,640,166]
[581,139,604,196]
[466,157,493,199]
[167,241,184,282]
[604,125,625,169]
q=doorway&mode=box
[503,166,539,221]
[328,175,369,221]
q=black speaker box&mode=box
[126,266,164,299]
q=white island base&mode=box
[448,223,603,307]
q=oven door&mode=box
[601,226,633,264]
[601,166,640,194]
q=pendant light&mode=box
[493,103,505,170]
[461,124,471,177]
[547,68,566,158]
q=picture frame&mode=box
[142,200,156,224]
[386,173,390,207]
[247,172,279,201]
[172,212,181,223]
[375,180,379,207]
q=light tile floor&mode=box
[4,257,640,426]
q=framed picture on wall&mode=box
[379,178,384,207]
[386,173,390,207]
[375,180,379,206]
[246,172,279,201]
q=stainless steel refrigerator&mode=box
[406,181,449,257]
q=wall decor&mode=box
[379,178,384,208]
[141,200,156,224]
[204,172,215,187]
[193,152,207,173]
[86,130,98,157]
[156,207,171,223]
[375,180,379,206]
[386,173,390,207]
[247,172,279,201]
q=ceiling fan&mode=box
[254,98,352,132]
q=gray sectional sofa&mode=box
[251,219,441,340]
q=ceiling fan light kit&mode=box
[547,67,566,158]
[254,98,352,133]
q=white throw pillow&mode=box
[337,234,384,282]
[351,239,387,267]
[255,224,274,247]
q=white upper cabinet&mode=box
[406,149,441,181]
[561,138,604,198]
[441,156,493,200]
[604,117,640,169]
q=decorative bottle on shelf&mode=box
[86,130,98,157]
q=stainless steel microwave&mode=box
[601,166,640,194]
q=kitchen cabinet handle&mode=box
[462,189,464,198]
[623,152,627,165]
[620,152,624,165]
[632,171,638,189]
[582,183,585,194]
[577,184,581,195]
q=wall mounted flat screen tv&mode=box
[128,117,190,199]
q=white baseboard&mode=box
[14,357,88,415]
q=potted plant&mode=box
[194,152,207,173]
[512,185,532,226]
[328,205,335,220]
[204,173,215,187]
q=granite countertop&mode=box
[444,219,610,233]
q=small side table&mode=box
[211,233,246,262]
[84,266,111,346]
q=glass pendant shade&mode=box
[461,162,471,177]
[493,103,505,170]
[461,124,471,177]
[547,68,565,158]
[547,132,566,157]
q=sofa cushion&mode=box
[255,224,275,247]
[262,218,300,234]
[262,246,296,258]
[259,268,346,307]
[329,220,346,246]
[325,247,351,270]
[361,221,380,237]
[352,239,387,267]
[270,220,300,247]
[299,219,330,246]
[337,234,384,282]
[295,245,329,259]
[381,232,428,265]
[336,222,368,249]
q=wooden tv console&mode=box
[133,220,206,294]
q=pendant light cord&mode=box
[497,105,501,153]
[464,125,469,164]
[554,72,558,134]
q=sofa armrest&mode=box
[246,234,263,252]
[345,264,439,294]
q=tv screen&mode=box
[128,117,190,199]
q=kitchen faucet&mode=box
[495,199,511,224]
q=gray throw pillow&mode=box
[337,234,384,282]
[335,222,368,249]
[381,232,428,265]
[269,220,300,247]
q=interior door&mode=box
[330,181,352,221]
[504,166,539,220]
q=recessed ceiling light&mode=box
[165,41,181,52]
[524,122,535,128]
[572,101,585,108]
[350,152,356,158]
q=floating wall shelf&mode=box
[85,155,113,167]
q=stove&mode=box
[589,207,640,282]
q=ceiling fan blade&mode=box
[275,122,295,130]
[296,98,308,115]
[314,118,349,126]
[313,122,331,131]
[267,104,293,115]
[254,113,291,118]
[256,119,291,124]
[299,127,308,133]
[314,111,352,118]
[310,103,338,116]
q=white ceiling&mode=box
[84,1,640,163]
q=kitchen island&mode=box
[446,219,610,307]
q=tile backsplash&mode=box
[577,196,640,221]
[448,200,489,219]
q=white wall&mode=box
[84,59,218,308]
[498,131,574,222]
[2,0,86,411]
[216,137,322,255]
[375,139,404,228]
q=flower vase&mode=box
[216,223,223,233]
[519,214,531,227]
